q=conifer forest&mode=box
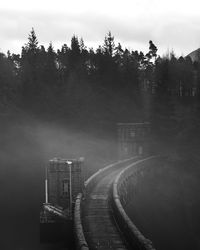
[1,29,200,157]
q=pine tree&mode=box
[69,35,81,70]
[20,28,40,108]
[103,31,115,57]
[71,35,80,56]
[149,40,157,59]
[26,28,39,53]
[114,43,123,66]
[46,42,57,85]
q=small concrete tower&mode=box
[47,158,84,214]
[117,122,150,159]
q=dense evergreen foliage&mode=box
[1,29,200,158]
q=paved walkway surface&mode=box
[82,166,131,250]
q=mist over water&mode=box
[0,115,117,250]
[126,159,200,250]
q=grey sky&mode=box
[0,0,200,56]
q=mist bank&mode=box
[126,158,200,250]
[0,114,118,249]
[1,104,200,249]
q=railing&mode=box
[112,156,158,250]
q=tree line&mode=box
[1,29,200,134]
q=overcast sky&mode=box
[0,0,200,56]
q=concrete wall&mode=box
[112,156,158,250]
[74,193,89,250]
[74,156,138,250]
[74,156,158,250]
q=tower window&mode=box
[62,179,69,196]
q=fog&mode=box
[126,158,200,250]
[1,114,200,250]
[0,115,117,249]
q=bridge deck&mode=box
[82,167,130,250]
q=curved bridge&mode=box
[74,156,158,250]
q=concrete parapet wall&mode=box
[74,193,89,250]
[84,156,138,195]
[74,156,158,250]
[74,156,138,250]
[112,156,158,250]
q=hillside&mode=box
[187,48,200,62]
